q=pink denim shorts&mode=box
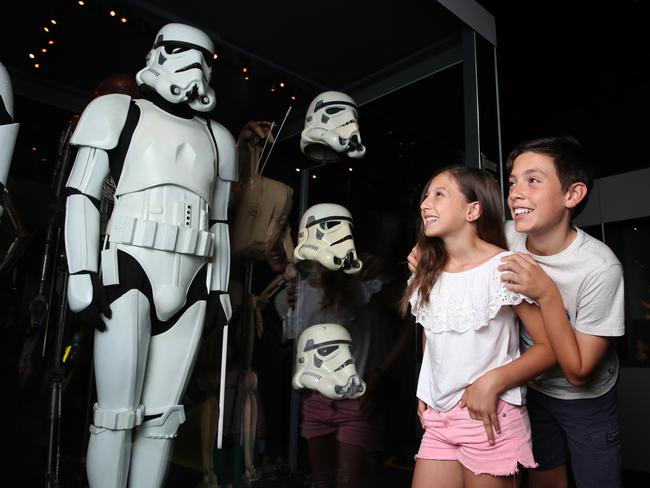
[301,391,383,451]
[416,400,537,476]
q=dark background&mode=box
[2,1,650,486]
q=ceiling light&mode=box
[120,17,127,23]
[110,10,116,17]
[78,0,85,5]
[51,19,57,25]
[34,63,40,69]
[41,48,47,53]
[48,40,54,45]
[43,26,50,33]
[28,53,35,59]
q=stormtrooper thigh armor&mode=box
[0,62,19,219]
[65,89,236,487]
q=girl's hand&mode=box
[459,371,501,445]
[498,252,558,303]
[407,245,420,273]
[417,399,427,427]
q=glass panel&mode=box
[603,217,650,367]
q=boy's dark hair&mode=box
[506,136,594,218]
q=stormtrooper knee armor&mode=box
[64,23,236,488]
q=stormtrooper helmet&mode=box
[300,91,366,162]
[136,23,216,112]
[294,203,362,274]
[293,323,365,400]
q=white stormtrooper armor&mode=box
[293,323,365,400]
[294,203,362,274]
[300,91,366,162]
[63,24,236,488]
[0,62,19,219]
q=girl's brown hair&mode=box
[400,165,507,316]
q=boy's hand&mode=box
[459,371,501,445]
[407,245,420,273]
[498,252,558,302]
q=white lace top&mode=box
[410,251,534,412]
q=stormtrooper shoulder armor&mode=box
[70,94,132,150]
[209,120,237,182]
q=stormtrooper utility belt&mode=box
[107,216,214,257]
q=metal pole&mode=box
[288,167,311,472]
[45,271,69,488]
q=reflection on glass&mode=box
[604,216,650,367]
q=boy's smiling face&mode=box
[508,152,570,236]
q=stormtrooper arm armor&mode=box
[0,63,19,218]
[207,120,237,322]
[64,94,131,312]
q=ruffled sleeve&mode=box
[488,267,536,320]
[409,253,535,334]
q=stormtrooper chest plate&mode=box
[114,100,217,201]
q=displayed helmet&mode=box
[300,91,366,162]
[292,323,365,400]
[294,203,362,274]
[136,23,216,112]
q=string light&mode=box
[242,67,248,73]
[279,81,285,88]
[34,63,40,69]
[43,26,50,33]
[213,53,218,60]
[120,17,127,23]
[312,174,317,179]
[32,147,37,151]
[295,168,301,172]
[41,48,47,53]
[109,10,116,17]
[244,75,249,81]
[50,19,57,25]
[290,94,296,101]
[48,40,55,45]
[348,167,353,172]
[78,0,85,5]
[28,53,35,59]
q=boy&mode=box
[408,136,624,487]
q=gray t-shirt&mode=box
[505,221,625,400]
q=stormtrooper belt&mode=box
[108,216,214,257]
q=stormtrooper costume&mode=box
[300,91,366,162]
[64,24,236,488]
[0,62,19,219]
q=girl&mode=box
[402,166,555,488]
